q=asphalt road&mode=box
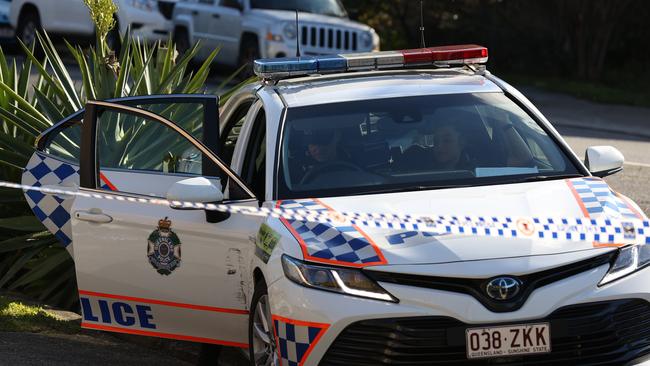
[0,332,194,366]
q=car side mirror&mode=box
[167,177,224,204]
[585,146,624,177]
[166,177,230,223]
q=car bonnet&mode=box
[274,177,646,267]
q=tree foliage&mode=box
[0,19,227,309]
[343,0,646,83]
[83,0,118,42]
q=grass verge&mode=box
[0,296,80,333]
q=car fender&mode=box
[253,217,304,291]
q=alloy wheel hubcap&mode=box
[252,294,278,366]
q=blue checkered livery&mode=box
[274,317,326,366]
[568,178,642,219]
[21,152,79,247]
[279,199,385,265]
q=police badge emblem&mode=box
[147,217,181,275]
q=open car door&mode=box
[22,95,221,254]
[27,96,262,347]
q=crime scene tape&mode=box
[1,180,648,245]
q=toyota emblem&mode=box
[485,276,522,301]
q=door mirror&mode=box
[166,177,224,205]
[585,146,624,177]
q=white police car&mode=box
[21,45,650,365]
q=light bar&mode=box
[253,44,488,79]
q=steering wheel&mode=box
[300,161,364,184]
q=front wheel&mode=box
[249,281,278,366]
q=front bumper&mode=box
[268,262,650,365]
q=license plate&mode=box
[466,322,551,359]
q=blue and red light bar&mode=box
[254,44,488,79]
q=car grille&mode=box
[364,251,617,313]
[300,25,360,52]
[319,299,650,366]
[157,1,175,20]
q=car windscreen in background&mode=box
[250,0,347,17]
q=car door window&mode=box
[83,101,254,200]
[221,0,242,9]
[220,101,253,165]
[38,100,209,165]
[241,109,266,199]
[42,122,82,163]
[97,109,204,176]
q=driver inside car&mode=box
[299,129,355,184]
[306,130,341,163]
[431,121,474,170]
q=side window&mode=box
[133,102,206,143]
[241,110,266,199]
[94,109,226,198]
[220,101,252,165]
[42,122,82,163]
[98,110,203,175]
[220,0,241,9]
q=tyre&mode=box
[249,280,278,366]
[174,28,191,56]
[16,9,41,48]
[238,36,260,80]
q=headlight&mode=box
[282,22,297,40]
[128,0,156,11]
[599,244,650,285]
[282,255,397,302]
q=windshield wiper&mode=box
[513,173,584,183]
[358,184,472,196]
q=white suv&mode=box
[172,0,379,70]
[10,0,177,46]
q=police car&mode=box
[21,45,650,365]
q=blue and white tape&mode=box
[1,180,648,245]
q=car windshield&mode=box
[250,0,347,17]
[277,92,582,199]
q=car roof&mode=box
[271,68,503,108]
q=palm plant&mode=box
[0,2,246,309]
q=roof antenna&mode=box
[295,9,301,57]
[419,0,426,48]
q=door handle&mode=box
[212,13,220,18]
[192,10,199,16]
[74,210,113,224]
